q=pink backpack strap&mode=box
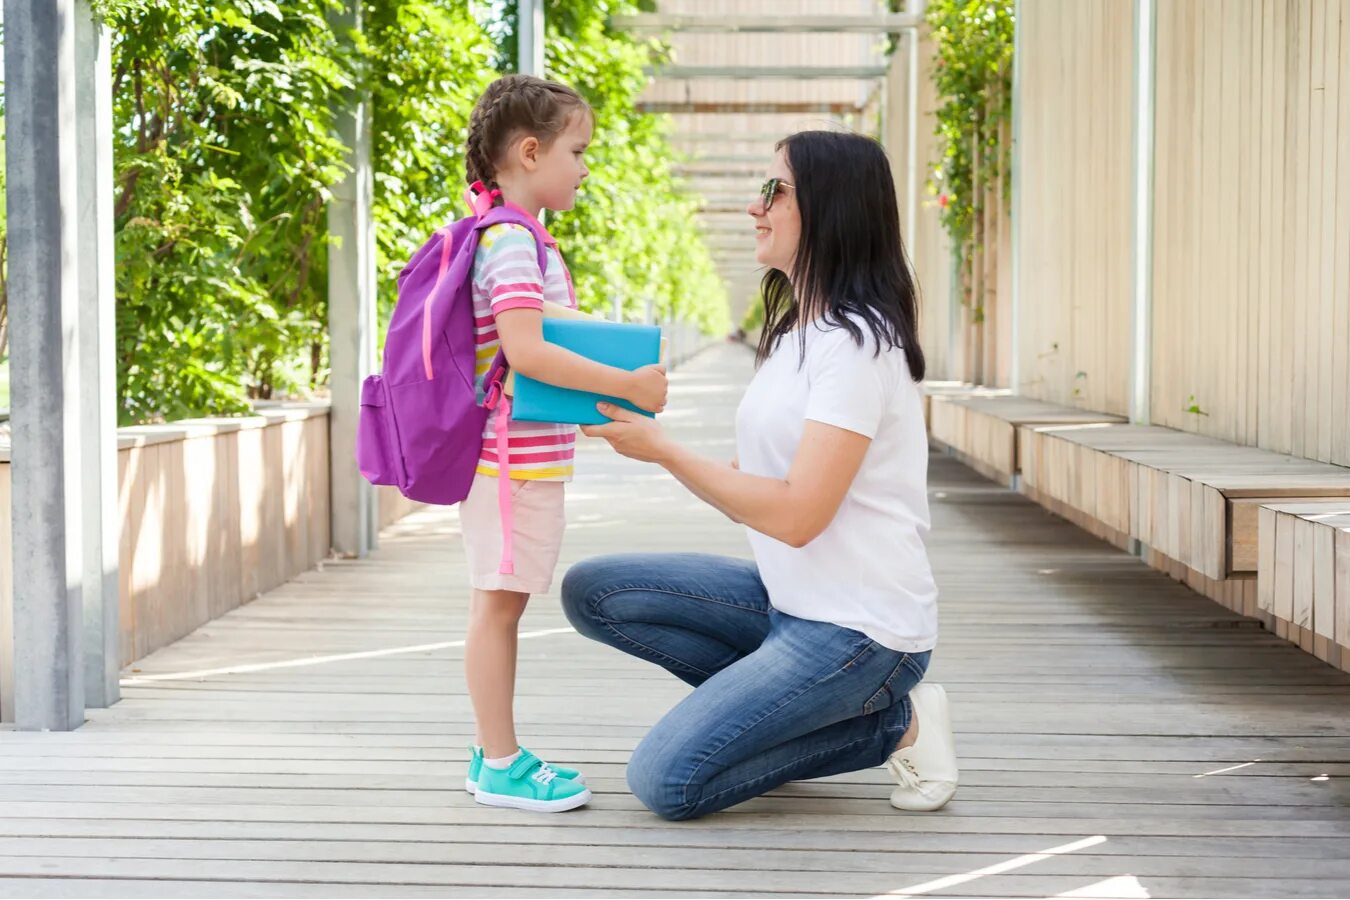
[466,184,555,579]
[482,378,515,576]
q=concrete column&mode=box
[328,1,379,558]
[5,0,87,730]
[74,2,121,710]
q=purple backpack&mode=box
[355,186,548,520]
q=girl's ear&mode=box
[518,135,541,172]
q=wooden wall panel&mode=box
[1151,0,1350,466]
[0,409,335,713]
[1015,0,1135,415]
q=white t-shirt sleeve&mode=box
[803,328,893,439]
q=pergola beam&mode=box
[671,133,805,143]
[614,13,921,33]
[650,65,888,80]
[637,101,860,115]
[673,155,773,165]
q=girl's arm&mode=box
[495,307,667,413]
[582,404,870,548]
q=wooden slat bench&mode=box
[922,392,1350,672]
[919,381,999,428]
[1017,422,1350,669]
[926,393,1125,487]
[1258,501,1350,667]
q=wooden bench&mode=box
[923,393,1350,671]
[927,393,1125,487]
[1258,501,1350,667]
[1018,422,1350,659]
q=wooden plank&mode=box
[1293,515,1314,629]
[1257,505,1277,612]
[1275,509,1296,624]
[1338,526,1350,647]
[1315,521,1337,639]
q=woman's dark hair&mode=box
[755,131,925,382]
[465,75,591,188]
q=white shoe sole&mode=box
[890,780,957,811]
[466,774,585,795]
[474,786,592,812]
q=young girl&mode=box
[459,75,668,813]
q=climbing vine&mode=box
[926,0,1014,249]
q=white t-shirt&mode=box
[735,319,938,653]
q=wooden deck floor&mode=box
[2,344,1350,898]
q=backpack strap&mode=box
[476,207,551,277]
[467,190,554,579]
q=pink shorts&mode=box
[459,474,567,594]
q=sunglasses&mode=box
[759,177,794,212]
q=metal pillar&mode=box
[519,0,545,77]
[328,0,379,558]
[1129,0,1156,425]
[74,2,121,709]
[6,0,88,730]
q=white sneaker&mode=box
[886,682,959,811]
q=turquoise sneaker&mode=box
[473,749,591,812]
[465,745,586,794]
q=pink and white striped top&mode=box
[471,214,578,482]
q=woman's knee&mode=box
[626,736,704,821]
[559,557,616,637]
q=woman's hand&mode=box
[581,403,675,463]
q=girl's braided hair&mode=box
[465,75,591,188]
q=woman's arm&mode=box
[495,308,667,413]
[583,403,870,548]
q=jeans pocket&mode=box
[863,653,915,716]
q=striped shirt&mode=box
[471,217,579,482]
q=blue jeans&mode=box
[561,553,930,820]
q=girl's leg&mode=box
[560,553,774,687]
[624,611,932,821]
[464,588,530,758]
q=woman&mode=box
[563,131,957,821]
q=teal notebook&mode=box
[511,319,663,425]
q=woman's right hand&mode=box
[624,364,668,413]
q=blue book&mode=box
[511,319,663,425]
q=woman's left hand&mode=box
[581,403,675,464]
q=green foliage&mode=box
[103,0,352,423]
[740,290,765,334]
[366,1,497,326]
[926,0,1014,248]
[20,0,724,425]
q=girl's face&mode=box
[748,148,800,273]
[530,111,592,212]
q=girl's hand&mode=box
[623,364,668,413]
[581,403,675,463]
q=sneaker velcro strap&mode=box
[507,751,542,780]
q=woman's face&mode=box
[748,148,800,273]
